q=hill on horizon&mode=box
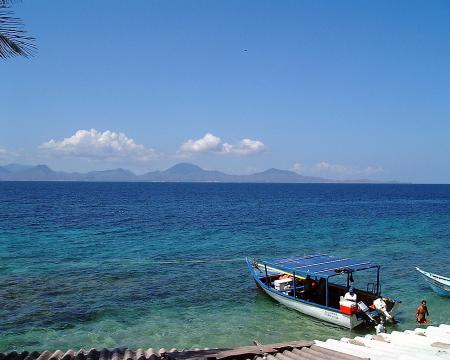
[0,162,392,184]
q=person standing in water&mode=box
[375,317,386,334]
[416,300,429,324]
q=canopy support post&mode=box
[265,264,269,288]
[376,266,380,295]
[325,278,329,307]
[293,271,296,298]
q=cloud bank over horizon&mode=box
[0,147,19,162]
[292,161,384,178]
[0,129,388,180]
[39,130,267,164]
[0,148,10,161]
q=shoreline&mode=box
[2,324,449,359]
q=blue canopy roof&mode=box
[263,254,379,278]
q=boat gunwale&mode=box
[416,267,450,283]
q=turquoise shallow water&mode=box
[1,182,450,352]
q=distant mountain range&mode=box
[0,162,392,183]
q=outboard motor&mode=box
[373,297,392,320]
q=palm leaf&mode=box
[0,2,35,59]
[0,1,19,5]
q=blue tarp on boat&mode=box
[263,254,379,278]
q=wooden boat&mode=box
[246,254,400,329]
[416,267,450,297]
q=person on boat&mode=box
[303,275,312,296]
[375,317,386,334]
[416,300,429,324]
[344,286,357,303]
[316,278,326,304]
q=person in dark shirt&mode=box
[303,275,313,300]
[303,275,312,291]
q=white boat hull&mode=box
[416,267,450,297]
[260,283,363,329]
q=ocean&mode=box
[1,182,450,352]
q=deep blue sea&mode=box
[1,182,450,352]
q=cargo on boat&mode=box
[246,254,400,329]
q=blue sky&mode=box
[2,0,449,182]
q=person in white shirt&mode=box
[344,286,357,302]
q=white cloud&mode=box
[178,133,266,157]
[0,148,8,160]
[291,161,384,178]
[291,163,305,174]
[179,133,222,154]
[314,161,346,173]
[40,129,158,162]
[0,147,18,162]
[222,138,266,155]
[363,166,385,175]
[312,161,384,176]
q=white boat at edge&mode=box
[416,267,450,297]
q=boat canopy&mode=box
[262,254,380,279]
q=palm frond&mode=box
[0,1,20,6]
[0,8,35,58]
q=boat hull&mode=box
[416,267,450,297]
[258,280,363,329]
